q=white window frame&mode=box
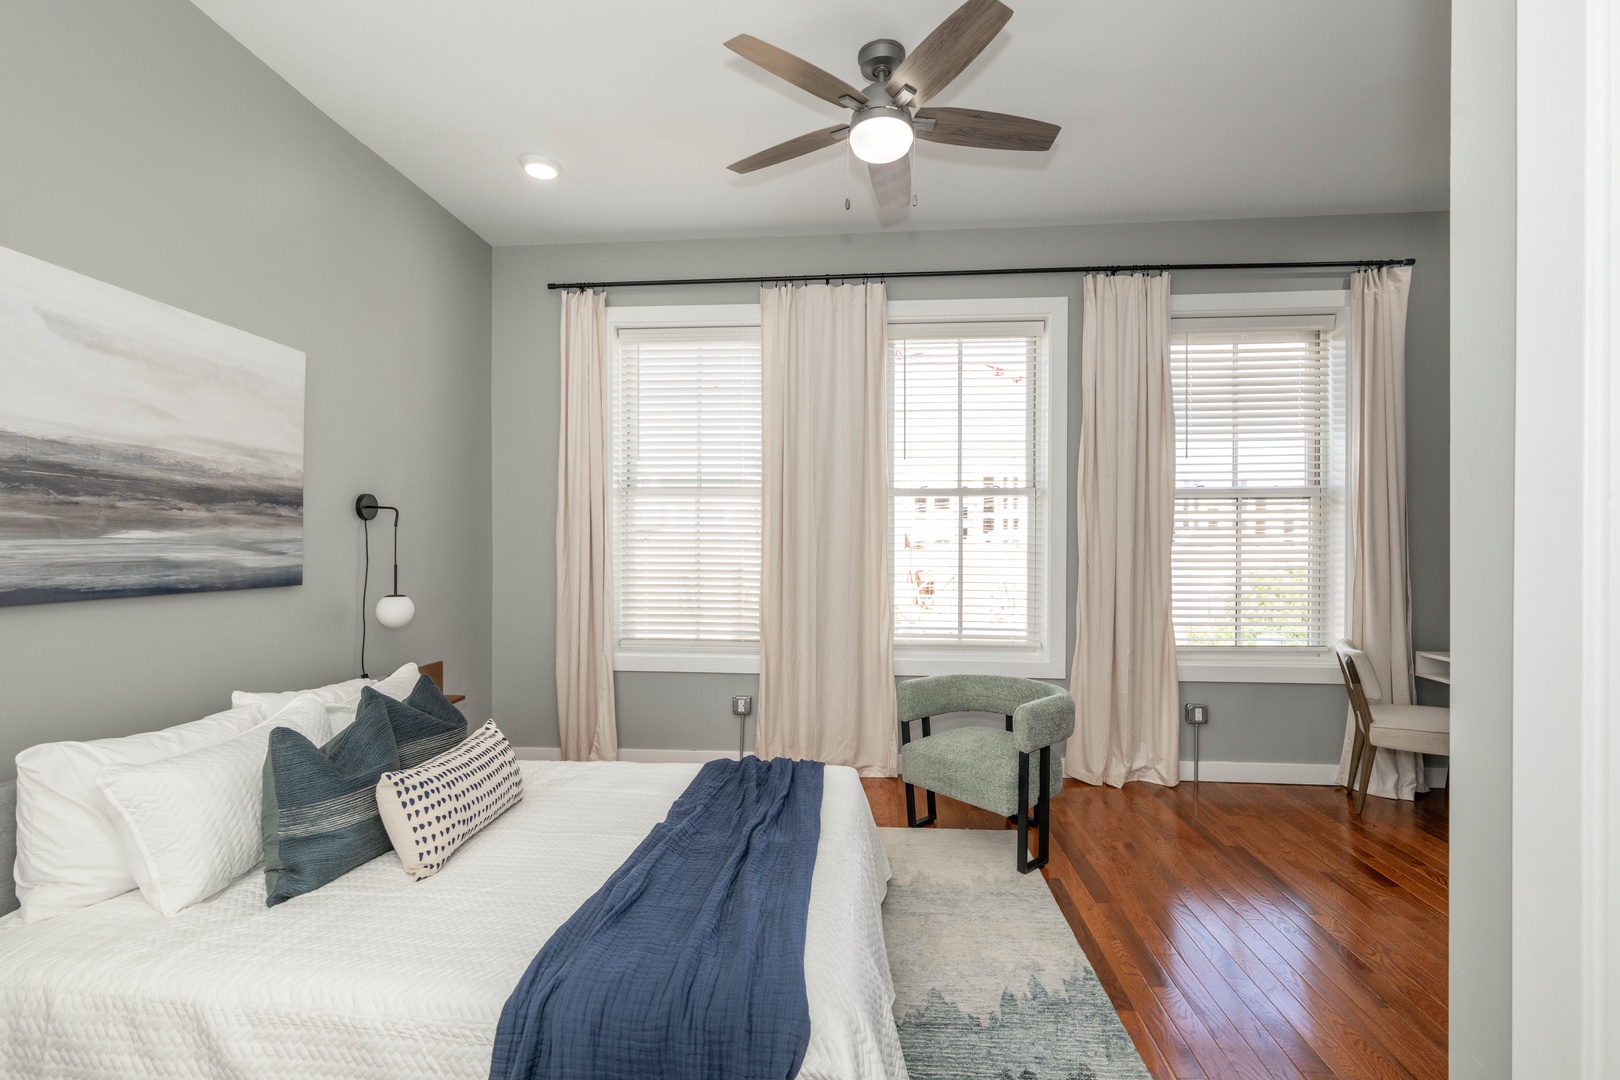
[887,297,1069,678]
[605,297,1067,677]
[1169,290,1349,685]
[607,304,763,674]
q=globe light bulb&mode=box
[375,594,415,630]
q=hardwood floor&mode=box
[862,776,1448,1080]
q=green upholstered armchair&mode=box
[896,674,1075,873]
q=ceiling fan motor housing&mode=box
[858,38,906,84]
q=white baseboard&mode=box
[517,749,1449,790]
[514,747,739,763]
[1178,760,1340,784]
[617,747,742,763]
[1176,760,1453,788]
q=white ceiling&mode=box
[190,0,1450,247]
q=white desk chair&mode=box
[1333,639,1451,815]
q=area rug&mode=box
[880,828,1151,1080]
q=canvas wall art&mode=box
[0,245,304,607]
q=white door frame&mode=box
[1513,0,1618,1076]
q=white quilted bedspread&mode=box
[0,760,907,1080]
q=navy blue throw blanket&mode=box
[489,756,826,1080]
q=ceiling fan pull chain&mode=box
[844,143,852,210]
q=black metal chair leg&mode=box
[905,782,936,827]
[900,715,935,827]
[1016,750,1031,872]
[1017,747,1051,873]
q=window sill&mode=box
[614,649,759,675]
[1176,651,1343,685]
[614,647,1066,679]
[895,647,1064,680]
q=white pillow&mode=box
[13,705,265,924]
[376,720,523,881]
[232,676,368,717]
[233,662,420,735]
[96,696,333,917]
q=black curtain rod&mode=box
[547,257,1415,291]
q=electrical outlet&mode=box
[732,695,754,717]
[1183,702,1209,726]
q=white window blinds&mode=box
[890,321,1047,649]
[1170,316,1332,648]
[612,325,761,646]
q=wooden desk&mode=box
[1414,651,1450,685]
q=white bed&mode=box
[0,760,907,1080]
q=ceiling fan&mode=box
[725,0,1059,215]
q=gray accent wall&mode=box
[492,212,1448,762]
[0,780,15,916]
[1450,0,1515,1075]
[0,0,493,782]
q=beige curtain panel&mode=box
[756,283,897,776]
[1068,273,1181,788]
[1334,265,1425,799]
[554,288,618,762]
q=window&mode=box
[610,310,762,671]
[1170,310,1340,661]
[888,299,1068,676]
[608,298,1067,677]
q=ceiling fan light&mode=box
[519,153,560,180]
[849,108,914,164]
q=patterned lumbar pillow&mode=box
[261,701,400,906]
[356,677,467,771]
[375,720,523,881]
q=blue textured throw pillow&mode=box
[359,676,467,769]
[262,704,400,906]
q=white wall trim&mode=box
[1176,658,1344,684]
[1175,760,1449,787]
[614,649,759,675]
[1178,760,1339,784]
[516,747,1417,787]
[1515,0,1618,1074]
[514,746,741,763]
[615,748,742,763]
[1192,761,1445,786]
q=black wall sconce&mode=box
[356,493,415,678]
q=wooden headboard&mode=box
[417,660,465,704]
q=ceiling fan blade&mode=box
[915,107,1059,151]
[725,35,869,109]
[728,125,850,174]
[868,156,912,215]
[885,0,1013,107]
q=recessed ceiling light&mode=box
[519,154,560,181]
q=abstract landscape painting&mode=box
[0,245,304,607]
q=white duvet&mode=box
[0,760,907,1080]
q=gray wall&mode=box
[1449,0,1514,1075]
[0,0,494,782]
[492,212,1449,763]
